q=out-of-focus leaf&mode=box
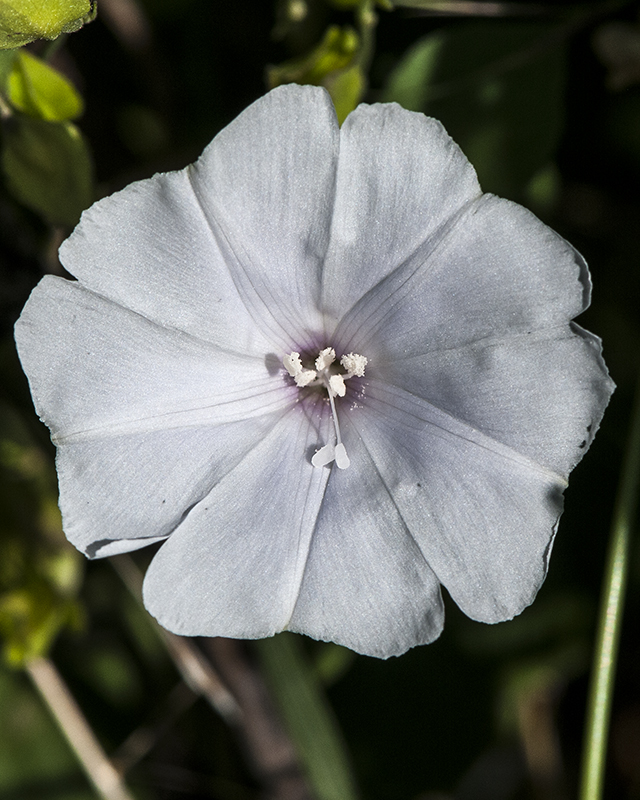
[268,25,365,123]
[7,50,83,121]
[325,63,364,124]
[525,162,561,216]
[256,634,359,800]
[0,402,83,667]
[0,47,16,86]
[593,21,640,91]
[269,25,359,86]
[1,115,93,225]
[0,667,87,794]
[312,642,356,686]
[383,22,566,199]
[0,0,95,49]
[328,0,392,7]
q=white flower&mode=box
[14,85,614,659]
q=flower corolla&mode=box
[15,85,614,658]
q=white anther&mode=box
[341,352,367,377]
[283,351,316,387]
[315,347,336,371]
[283,352,303,377]
[329,374,346,397]
[311,443,335,468]
[295,369,317,387]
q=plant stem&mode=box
[26,657,136,800]
[579,380,640,800]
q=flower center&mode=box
[283,347,367,470]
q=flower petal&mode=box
[321,102,481,321]
[187,84,340,350]
[288,414,444,659]
[335,195,589,358]
[15,276,290,554]
[58,167,272,356]
[378,325,613,477]
[142,406,332,639]
[54,420,281,556]
[351,380,567,624]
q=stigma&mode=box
[283,347,367,470]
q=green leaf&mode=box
[0,401,84,668]
[269,25,360,87]
[325,63,364,125]
[268,25,365,125]
[7,50,83,121]
[0,0,95,49]
[255,634,360,800]
[383,22,566,199]
[1,115,93,225]
[0,47,16,87]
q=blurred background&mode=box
[0,1,639,798]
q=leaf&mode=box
[255,634,360,800]
[325,63,365,125]
[268,25,365,126]
[7,50,83,121]
[0,0,95,49]
[268,25,360,88]
[0,47,16,86]
[383,22,566,199]
[0,401,84,668]
[1,115,93,225]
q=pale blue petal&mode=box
[335,195,589,358]
[58,169,272,356]
[15,276,291,554]
[378,325,613,477]
[350,380,567,624]
[142,405,332,639]
[331,194,613,477]
[55,420,280,556]
[188,84,339,351]
[288,413,444,659]
[321,102,481,322]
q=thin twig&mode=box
[206,638,314,800]
[110,554,241,726]
[26,657,136,800]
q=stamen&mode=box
[329,374,346,397]
[311,443,335,468]
[341,352,367,377]
[325,389,349,469]
[283,347,367,471]
[335,443,350,469]
[283,352,303,377]
[283,351,316,387]
[315,347,336,371]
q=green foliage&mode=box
[0,46,16,83]
[268,25,365,124]
[1,115,93,225]
[0,402,83,667]
[0,667,92,796]
[7,50,83,121]
[256,634,359,800]
[0,0,95,49]
[383,22,566,199]
[0,47,93,225]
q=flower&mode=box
[14,85,614,659]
